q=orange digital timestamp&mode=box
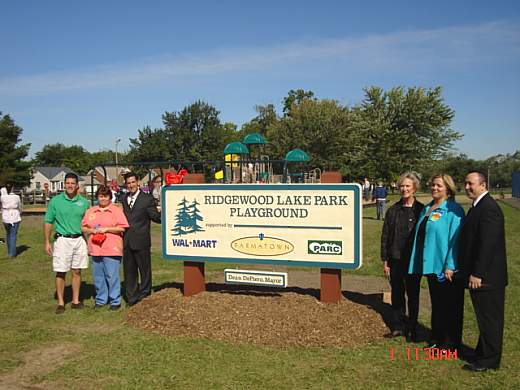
[389,347,458,361]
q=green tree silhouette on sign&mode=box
[172,197,204,235]
[189,199,205,233]
[172,197,191,236]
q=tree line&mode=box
[1,86,519,188]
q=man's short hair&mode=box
[124,171,139,183]
[64,172,79,183]
[467,170,488,188]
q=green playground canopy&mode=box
[242,133,267,145]
[285,148,310,162]
[224,141,249,155]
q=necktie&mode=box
[129,195,135,209]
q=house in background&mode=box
[27,166,80,193]
[140,167,164,187]
[80,174,103,196]
[86,166,130,187]
[83,166,131,196]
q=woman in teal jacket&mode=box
[408,174,465,351]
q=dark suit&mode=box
[459,193,508,368]
[122,191,161,305]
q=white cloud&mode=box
[1,19,518,95]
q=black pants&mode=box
[405,274,422,330]
[389,259,421,331]
[427,274,464,347]
[470,287,505,368]
[123,247,152,305]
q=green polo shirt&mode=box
[44,192,89,235]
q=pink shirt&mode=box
[81,203,129,257]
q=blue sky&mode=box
[1,0,519,160]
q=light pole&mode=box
[115,138,121,176]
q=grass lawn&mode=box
[0,199,518,389]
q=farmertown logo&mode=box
[231,233,294,256]
[308,240,343,255]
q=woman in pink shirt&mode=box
[82,185,129,310]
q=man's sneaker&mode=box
[109,304,121,311]
[71,302,84,309]
[55,305,65,314]
[93,304,105,309]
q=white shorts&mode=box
[52,237,89,272]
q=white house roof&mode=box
[34,166,78,181]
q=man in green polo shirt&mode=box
[44,173,89,314]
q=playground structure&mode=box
[88,132,325,199]
[221,133,321,184]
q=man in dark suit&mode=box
[122,172,161,306]
[459,170,508,372]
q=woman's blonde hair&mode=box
[430,173,457,200]
[398,172,420,192]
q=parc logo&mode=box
[308,240,343,255]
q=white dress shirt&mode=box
[472,191,489,207]
[1,188,22,224]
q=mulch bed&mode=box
[126,287,387,348]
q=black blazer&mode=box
[381,199,424,263]
[122,191,161,250]
[458,193,508,289]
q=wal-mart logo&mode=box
[308,240,342,255]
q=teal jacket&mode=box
[408,199,465,275]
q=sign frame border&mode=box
[161,184,362,269]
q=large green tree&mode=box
[163,100,235,162]
[354,86,461,182]
[266,97,359,175]
[483,151,520,188]
[239,104,278,139]
[282,89,316,117]
[129,101,236,165]
[0,112,31,187]
[128,126,171,163]
[32,143,92,174]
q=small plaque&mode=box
[224,269,287,287]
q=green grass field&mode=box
[0,199,518,389]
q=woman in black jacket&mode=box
[381,172,423,341]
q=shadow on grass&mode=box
[16,245,30,256]
[343,290,426,341]
[344,290,475,360]
[54,281,95,303]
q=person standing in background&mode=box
[151,175,162,211]
[373,181,388,220]
[363,177,371,202]
[1,184,22,257]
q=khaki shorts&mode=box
[52,237,89,272]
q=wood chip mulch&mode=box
[126,287,387,348]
